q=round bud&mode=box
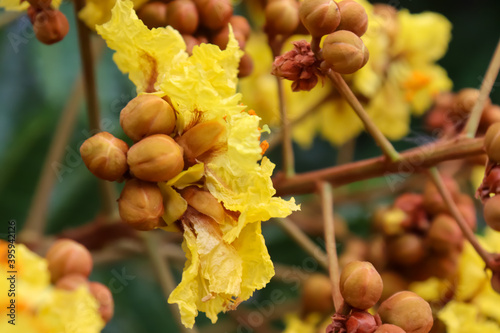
[322,30,369,74]
[238,53,254,78]
[118,179,165,231]
[229,15,251,40]
[301,274,334,314]
[453,88,491,116]
[88,282,114,323]
[481,104,500,127]
[339,261,383,310]
[378,291,433,333]
[387,234,426,266]
[137,1,168,29]
[346,310,378,333]
[337,0,368,37]
[484,195,500,231]
[176,120,226,163]
[180,187,226,222]
[166,0,199,35]
[194,0,232,30]
[299,0,341,38]
[485,122,500,162]
[211,26,246,50]
[55,274,88,291]
[427,214,463,254]
[80,132,129,182]
[127,134,184,182]
[33,9,69,45]
[491,271,500,293]
[120,95,176,142]
[183,34,200,55]
[366,236,387,271]
[422,251,459,279]
[46,239,93,283]
[374,324,406,333]
[380,271,408,302]
[27,0,52,9]
[265,0,299,36]
[422,178,460,216]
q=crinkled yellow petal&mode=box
[473,282,500,323]
[393,10,452,66]
[455,241,488,301]
[206,112,299,243]
[410,277,451,302]
[158,183,186,230]
[438,301,500,333]
[167,163,205,189]
[96,0,187,93]
[79,0,148,29]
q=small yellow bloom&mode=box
[283,313,323,333]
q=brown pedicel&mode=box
[339,261,383,310]
[299,0,341,38]
[321,30,369,74]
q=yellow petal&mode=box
[157,183,186,230]
[167,163,205,189]
[79,0,148,29]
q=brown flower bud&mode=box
[46,239,93,283]
[89,282,114,323]
[229,15,251,40]
[211,26,246,50]
[166,0,199,35]
[118,179,165,230]
[80,132,129,182]
[453,88,491,116]
[421,251,459,279]
[299,0,341,38]
[180,187,225,222]
[374,324,406,333]
[301,274,334,314]
[484,195,500,231]
[265,0,300,36]
[120,95,176,142]
[367,236,387,271]
[194,0,233,30]
[27,0,52,9]
[422,178,460,216]
[380,271,408,303]
[55,274,88,291]
[34,9,69,45]
[340,261,383,310]
[427,214,463,254]
[387,234,426,266]
[491,271,500,293]
[485,122,500,162]
[183,34,200,55]
[238,53,254,78]
[481,104,500,127]
[346,310,378,333]
[176,120,226,162]
[137,1,168,29]
[377,291,433,333]
[127,134,184,182]
[337,0,368,37]
[322,30,369,74]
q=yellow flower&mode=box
[283,313,323,333]
[438,301,500,333]
[79,0,148,29]
[0,241,104,333]
[0,0,61,11]
[97,0,298,327]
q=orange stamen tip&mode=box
[260,140,269,155]
[248,110,257,116]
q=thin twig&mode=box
[74,0,117,217]
[274,218,329,270]
[19,77,84,245]
[428,167,495,270]
[463,38,500,138]
[326,69,401,162]
[319,182,344,312]
[139,232,199,333]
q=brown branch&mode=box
[274,137,484,196]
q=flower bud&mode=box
[238,53,254,78]
[299,0,341,38]
[34,9,69,45]
[180,187,226,222]
[89,282,114,323]
[422,178,460,216]
[211,26,246,50]
[80,132,129,182]
[322,30,369,74]
[166,0,199,35]
[194,0,233,30]
[346,310,378,333]
[301,274,334,314]
[337,0,368,37]
[484,195,500,231]
[183,34,201,55]
[229,15,251,40]
[367,236,387,270]
[118,179,165,231]
[377,291,433,333]
[453,88,491,116]
[380,271,408,302]
[46,239,93,283]
[127,134,184,182]
[481,104,500,127]
[485,122,500,162]
[177,120,226,162]
[427,214,463,254]
[374,324,406,333]
[137,1,168,29]
[491,271,500,293]
[387,234,426,266]
[120,95,176,142]
[55,274,88,291]
[265,0,300,36]
[340,261,383,310]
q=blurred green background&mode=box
[0,0,499,332]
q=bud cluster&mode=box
[46,239,114,323]
[136,0,253,77]
[324,261,433,333]
[80,94,227,231]
[27,0,69,45]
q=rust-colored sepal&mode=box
[346,310,379,333]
